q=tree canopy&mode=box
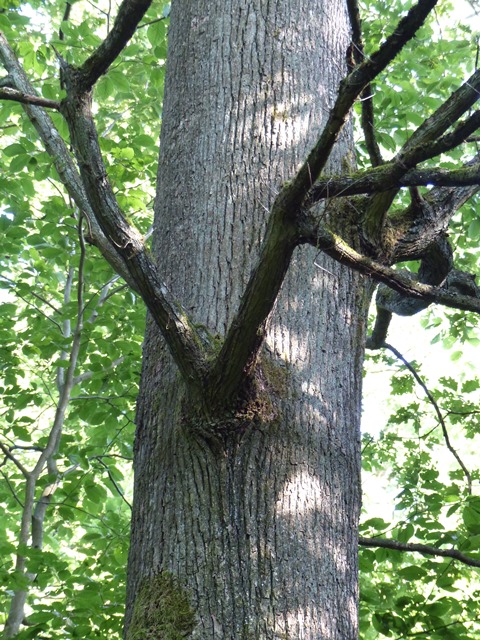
[0,0,479,637]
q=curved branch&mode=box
[359,536,480,568]
[302,226,480,314]
[0,442,29,477]
[385,343,472,494]
[74,0,153,91]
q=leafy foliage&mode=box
[357,0,480,637]
[0,0,170,636]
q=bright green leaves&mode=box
[360,2,480,631]
[362,333,480,637]
[355,0,478,165]
[462,497,480,535]
[0,5,168,629]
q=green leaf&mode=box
[467,219,480,240]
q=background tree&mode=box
[0,0,479,638]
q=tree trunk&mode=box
[126,1,368,638]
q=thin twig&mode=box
[0,443,29,477]
[0,471,24,508]
[385,343,472,494]
[93,457,132,509]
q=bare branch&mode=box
[346,0,383,166]
[425,110,480,158]
[359,536,480,568]
[307,161,480,201]
[404,68,480,152]
[59,1,72,41]
[385,343,472,494]
[0,87,60,109]
[60,88,209,392]
[93,456,132,509]
[0,37,211,395]
[0,442,29,477]
[302,226,480,314]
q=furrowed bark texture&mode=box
[126,1,368,638]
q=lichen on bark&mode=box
[127,572,196,639]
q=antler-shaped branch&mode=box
[207,0,440,402]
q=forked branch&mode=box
[282,0,439,209]
[206,0,441,401]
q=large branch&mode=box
[359,537,480,569]
[307,161,480,201]
[207,204,297,403]
[60,86,210,392]
[72,0,153,91]
[0,30,210,394]
[300,224,480,314]
[391,159,480,262]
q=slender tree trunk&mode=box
[126,1,368,638]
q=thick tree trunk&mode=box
[125,1,368,638]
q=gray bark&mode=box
[126,1,368,638]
